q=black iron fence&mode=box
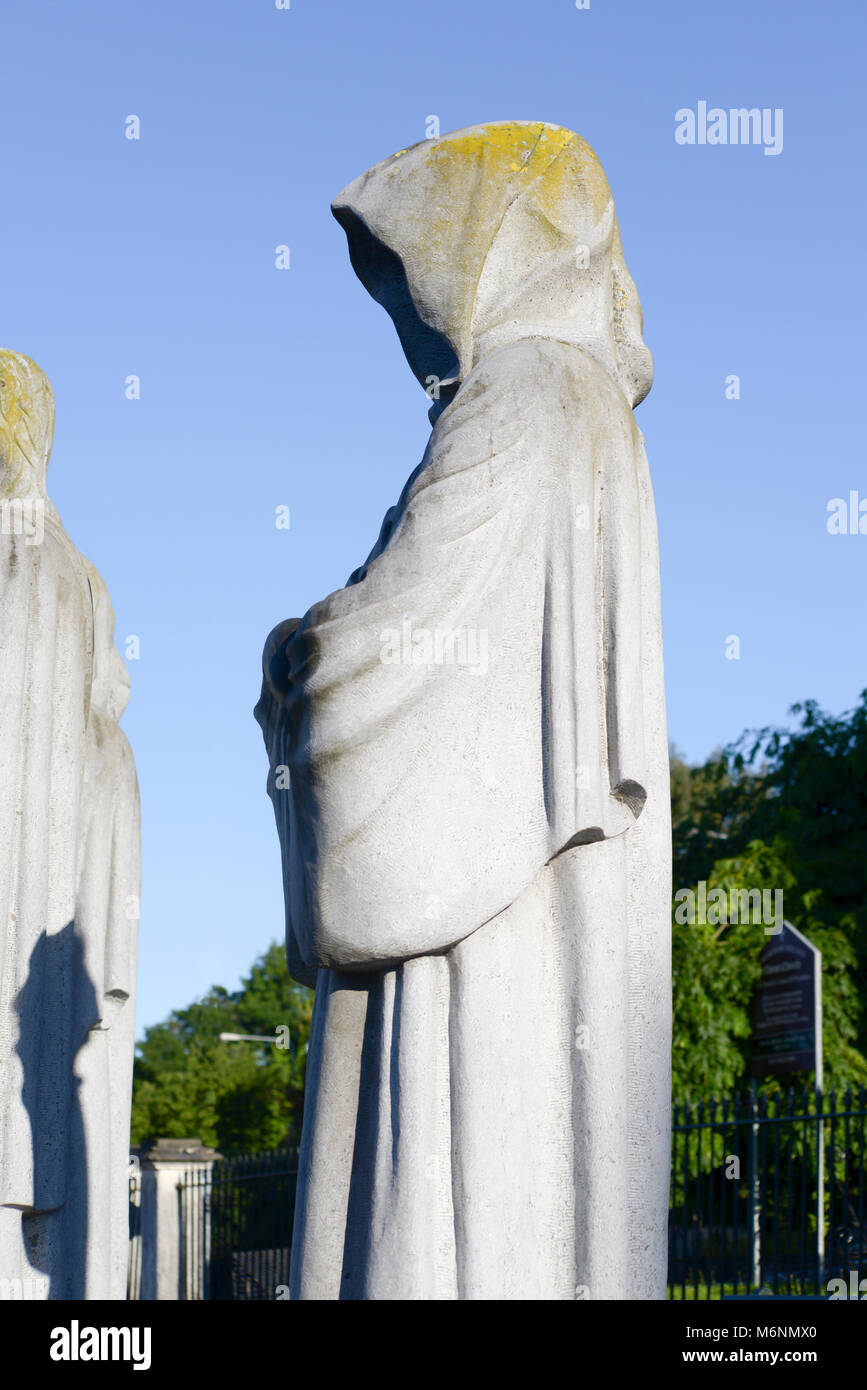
[129,1086,867,1299]
[207,1149,299,1300]
[172,1148,299,1301]
[669,1085,867,1299]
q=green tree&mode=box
[671,692,867,1097]
[672,839,789,1099]
[131,943,313,1155]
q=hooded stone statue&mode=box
[0,349,139,1299]
[256,121,671,1300]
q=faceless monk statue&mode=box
[0,350,140,1299]
[256,122,671,1301]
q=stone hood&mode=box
[331,120,653,410]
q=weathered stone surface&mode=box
[0,349,140,1299]
[256,122,671,1300]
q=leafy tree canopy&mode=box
[671,689,867,1099]
[131,943,312,1155]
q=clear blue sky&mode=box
[2,0,864,1035]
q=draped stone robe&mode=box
[72,561,140,1299]
[256,123,671,1300]
[0,350,140,1299]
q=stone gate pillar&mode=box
[138,1138,221,1300]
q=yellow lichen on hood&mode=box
[332,121,651,408]
[0,349,55,499]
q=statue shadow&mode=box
[14,921,98,1300]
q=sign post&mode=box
[750,921,823,1290]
